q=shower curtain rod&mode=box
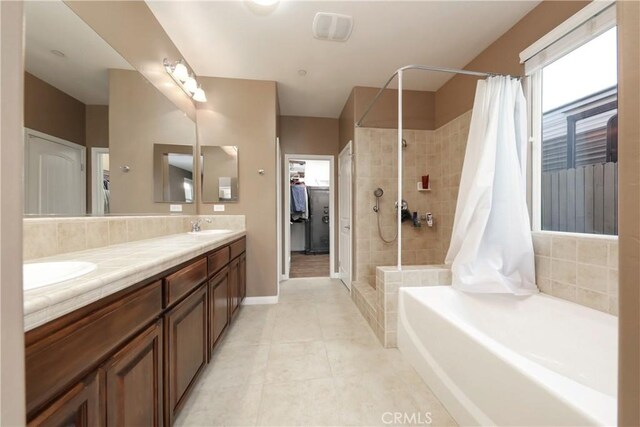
[355,64,516,127]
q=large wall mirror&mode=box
[23,1,196,216]
[201,146,239,202]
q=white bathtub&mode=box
[397,286,617,427]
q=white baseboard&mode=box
[242,296,279,305]
[330,272,341,279]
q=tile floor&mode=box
[175,278,457,427]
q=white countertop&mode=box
[23,230,245,332]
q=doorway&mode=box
[284,155,334,279]
[91,147,110,215]
[24,129,86,215]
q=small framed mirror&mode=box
[153,144,195,203]
[201,146,239,202]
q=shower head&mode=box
[374,188,384,198]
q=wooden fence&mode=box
[541,162,617,235]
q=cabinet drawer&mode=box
[165,258,207,306]
[26,281,162,417]
[208,247,229,277]
[229,237,246,260]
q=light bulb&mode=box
[193,86,207,103]
[173,61,189,82]
[184,75,198,94]
[252,0,279,5]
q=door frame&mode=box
[338,141,353,290]
[24,128,86,215]
[282,154,335,281]
[91,147,109,215]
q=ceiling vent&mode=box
[312,12,353,42]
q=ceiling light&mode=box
[298,69,307,76]
[251,0,279,6]
[50,49,66,58]
[184,75,198,94]
[193,86,207,103]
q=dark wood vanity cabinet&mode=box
[26,236,247,427]
[209,267,229,355]
[104,320,163,427]
[27,371,103,427]
[165,285,208,423]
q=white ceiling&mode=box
[147,0,539,118]
[25,1,133,105]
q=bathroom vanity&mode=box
[24,234,246,426]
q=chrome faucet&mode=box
[190,220,202,233]
[190,218,213,233]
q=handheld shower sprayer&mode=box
[373,188,384,212]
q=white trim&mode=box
[24,128,86,215]
[91,147,109,215]
[519,0,615,64]
[276,138,282,288]
[242,296,279,305]
[338,141,353,290]
[283,154,335,279]
[528,71,543,231]
[330,272,341,279]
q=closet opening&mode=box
[283,155,334,279]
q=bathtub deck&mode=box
[351,265,452,348]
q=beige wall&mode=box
[434,0,589,127]
[279,116,339,156]
[109,69,197,214]
[354,86,435,130]
[0,1,26,424]
[197,76,278,298]
[85,105,108,213]
[617,0,640,424]
[339,89,356,152]
[24,72,86,146]
[65,0,196,121]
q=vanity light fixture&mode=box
[163,58,207,103]
[193,85,207,103]
[184,74,198,94]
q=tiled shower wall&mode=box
[353,112,472,288]
[353,110,619,315]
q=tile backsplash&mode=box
[24,215,245,261]
[532,231,618,315]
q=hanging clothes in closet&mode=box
[290,182,308,222]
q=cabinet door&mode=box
[239,253,246,302]
[209,268,229,356]
[165,285,208,423]
[228,258,239,317]
[28,371,103,427]
[104,320,163,427]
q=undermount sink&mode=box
[24,261,97,291]
[188,229,234,236]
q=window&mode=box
[526,7,618,236]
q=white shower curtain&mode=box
[445,76,538,295]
